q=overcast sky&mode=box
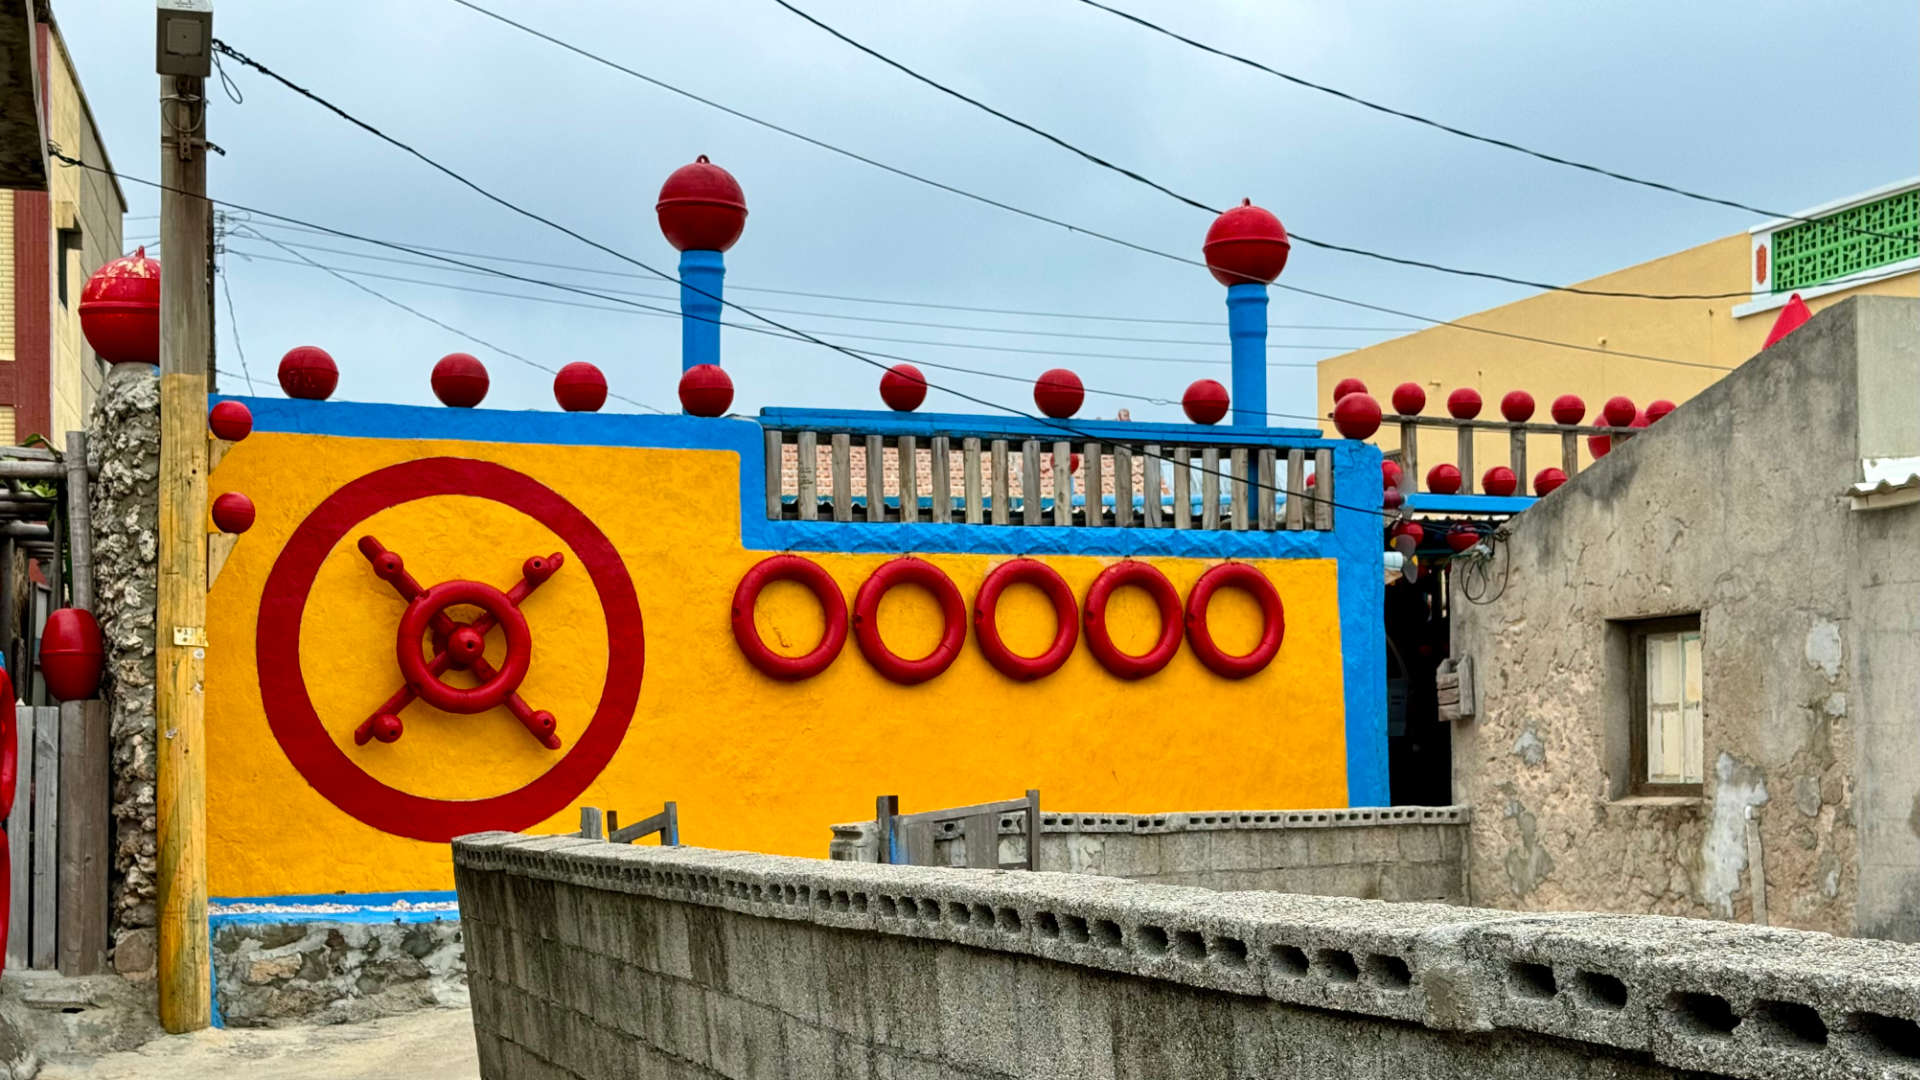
[55,1,1919,424]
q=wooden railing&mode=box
[1386,414,1642,495]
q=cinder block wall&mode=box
[456,832,1920,1080]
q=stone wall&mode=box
[456,832,1920,1080]
[87,365,160,977]
[831,806,1468,903]
[211,919,466,1027]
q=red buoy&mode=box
[1447,525,1481,553]
[1481,466,1517,497]
[211,492,256,534]
[1646,399,1677,423]
[38,609,103,701]
[1588,434,1612,459]
[1533,467,1568,495]
[278,346,338,400]
[1382,486,1404,510]
[1499,390,1535,423]
[1550,394,1586,425]
[679,363,734,417]
[431,353,490,408]
[1391,382,1427,416]
[1630,408,1650,429]
[1394,521,1425,544]
[1446,388,1482,419]
[879,363,928,412]
[1382,460,1402,488]
[208,400,253,442]
[1332,392,1382,439]
[78,247,160,366]
[1182,378,1229,424]
[1426,463,1462,494]
[552,362,608,412]
[1332,377,1368,402]
[1033,368,1084,419]
[1202,199,1290,286]
[656,155,748,253]
[1602,395,1637,427]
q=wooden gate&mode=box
[875,790,1039,870]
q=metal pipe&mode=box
[1,524,51,539]
[0,462,66,481]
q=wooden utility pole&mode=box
[155,61,211,1031]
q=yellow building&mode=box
[1318,179,1919,485]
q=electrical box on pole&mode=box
[156,0,213,78]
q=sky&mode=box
[54,0,1920,424]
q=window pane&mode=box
[1648,633,1682,706]
[1682,702,1704,782]
[1682,632,1703,707]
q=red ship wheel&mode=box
[352,535,565,750]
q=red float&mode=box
[1390,382,1426,416]
[1033,368,1084,419]
[1550,393,1586,425]
[1447,525,1481,552]
[1082,561,1183,680]
[1602,395,1637,427]
[1481,466,1517,497]
[1332,377,1368,402]
[1533,467,1568,495]
[208,400,253,441]
[77,247,160,365]
[1202,199,1290,286]
[656,155,748,253]
[1394,521,1425,545]
[39,609,103,701]
[553,362,608,412]
[852,558,967,685]
[1181,379,1229,425]
[1499,390,1535,423]
[1446,388,1482,419]
[1630,409,1650,429]
[278,346,338,400]
[1183,563,1284,679]
[211,492,255,534]
[1426,463,1462,494]
[1589,434,1612,459]
[1382,486,1403,510]
[1332,393,1382,440]
[1382,460,1402,488]
[256,458,643,842]
[879,364,928,412]
[679,363,734,416]
[431,353,489,408]
[730,555,848,681]
[1646,399,1676,423]
[972,559,1078,682]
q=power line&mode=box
[215,260,258,394]
[1075,0,1917,244]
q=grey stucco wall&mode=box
[1449,297,1918,938]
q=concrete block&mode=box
[819,928,875,1043]
[654,902,695,981]
[1204,831,1265,872]
[1160,834,1212,875]
[662,978,709,1066]
[783,1016,836,1079]
[865,934,941,1056]
[1396,826,1442,863]
[1016,953,1117,1080]
[830,1032,878,1080]
[936,945,1022,1075]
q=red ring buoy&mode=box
[853,558,967,685]
[1184,563,1285,679]
[1082,561,1183,679]
[395,579,533,714]
[973,559,1078,681]
[730,555,848,681]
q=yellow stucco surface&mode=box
[206,432,1350,898]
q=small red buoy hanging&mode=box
[730,555,848,681]
[656,155,748,253]
[431,353,490,408]
[278,346,338,400]
[1382,486,1404,510]
[1394,520,1425,545]
[1082,561,1183,680]
[1182,379,1229,425]
[1588,434,1612,459]
[879,363,928,412]
[1183,563,1284,679]
[1332,393,1382,440]
[1601,395,1637,427]
[1332,377,1368,402]
[1033,368,1084,419]
[1481,466,1518,497]
[208,400,253,441]
[553,362,608,412]
[1499,391,1535,423]
[972,559,1078,681]
[679,363,734,416]
[1550,394,1586,425]
[1382,460,1402,488]
[77,247,160,366]
[1533,467,1568,495]
[1646,399,1677,423]
[1426,463,1462,494]
[1447,525,1482,552]
[39,609,103,701]
[211,492,255,534]
[1391,382,1426,415]
[853,558,967,685]
[1446,388,1482,419]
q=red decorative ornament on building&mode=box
[552,362,608,412]
[1181,379,1229,425]
[1446,388,1482,419]
[731,555,848,682]
[1533,467,1568,495]
[973,559,1078,682]
[208,400,253,441]
[655,155,748,252]
[879,363,928,412]
[1481,466,1517,497]
[678,364,734,417]
[853,558,967,686]
[211,492,256,534]
[1082,561,1183,680]
[1332,377,1368,402]
[1550,394,1586,425]
[1201,199,1290,286]
[1630,409,1650,429]
[1646,399,1676,423]
[1382,486,1403,510]
[1332,392,1382,440]
[278,346,338,400]
[1426,463,1462,494]
[1446,525,1481,553]
[1183,563,1284,680]
[1588,434,1612,459]
[1033,368,1084,419]
[1390,382,1426,416]
[1499,390,1535,423]
[431,353,490,408]
[38,608,103,701]
[1394,521,1425,545]
[77,247,160,365]
[1602,395,1637,427]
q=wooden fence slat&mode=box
[1229,448,1249,531]
[1313,449,1335,530]
[31,705,58,969]
[1113,446,1134,527]
[1171,448,1190,530]
[962,438,983,524]
[898,435,919,524]
[1021,441,1041,526]
[990,440,1010,525]
[1257,448,1277,530]
[1509,427,1528,493]
[7,705,31,970]
[830,434,853,522]
[1084,442,1103,527]
[1457,424,1475,494]
[1051,442,1072,526]
[965,812,999,869]
[795,431,818,522]
[57,700,109,974]
[865,435,886,523]
[1561,431,1579,477]
[1142,445,1162,527]
[1285,449,1306,531]
[1399,420,1419,490]
[1201,448,1220,530]
[763,429,784,520]
[930,436,952,523]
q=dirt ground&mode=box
[39,1007,479,1080]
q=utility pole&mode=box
[155,0,214,1034]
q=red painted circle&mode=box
[730,554,848,681]
[1183,563,1284,679]
[852,558,966,685]
[1082,561,1183,680]
[972,559,1078,681]
[256,458,643,842]
[395,579,533,714]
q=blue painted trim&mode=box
[763,520,1339,559]
[1403,493,1538,514]
[1328,438,1388,806]
[1226,284,1268,427]
[679,249,724,374]
[759,407,1321,443]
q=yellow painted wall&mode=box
[206,432,1351,898]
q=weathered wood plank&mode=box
[763,429,784,520]
[962,437,983,524]
[1229,448,1249,531]
[965,812,999,869]
[1021,441,1041,526]
[1509,427,1527,494]
[1285,449,1306,531]
[1083,443,1104,527]
[897,435,919,524]
[1142,445,1162,527]
[1399,420,1419,489]
[6,705,30,970]
[1113,446,1134,527]
[57,700,109,974]
[1457,424,1475,494]
[1171,448,1190,529]
[1201,448,1220,530]
[930,436,951,523]
[1051,442,1072,526]
[795,431,818,521]
[1313,449,1335,530]
[1561,431,1579,477]
[990,440,1010,526]
[865,435,886,523]
[1257,448,1277,530]
[31,705,59,968]
[830,433,852,522]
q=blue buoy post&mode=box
[1227,283,1268,427]
[679,249,725,375]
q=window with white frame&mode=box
[1629,616,1703,793]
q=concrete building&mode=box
[1447,297,1918,940]
[1316,179,1919,480]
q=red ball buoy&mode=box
[1305,473,1316,488]
[1383,486,1404,510]
[1446,388,1482,419]
[1550,394,1586,425]
[1588,434,1612,459]
[1481,466,1517,497]
[1182,379,1229,424]
[1602,395,1637,427]
[39,608,103,702]
[78,247,160,366]
[1391,382,1427,416]
[1202,199,1290,286]
[431,352,489,408]
[278,346,338,400]
[1447,525,1481,553]
[1332,392,1382,439]
[211,492,255,534]
[1395,521,1425,544]
[1646,399,1677,423]
[1033,368,1084,419]
[1426,463,1462,494]
[1533,467,1568,495]
[1332,377,1368,402]
[1630,409,1650,429]
[208,400,253,442]
[1499,390,1535,423]
[656,155,748,253]
[1382,460,1403,488]
[879,363,928,412]
[552,362,608,412]
[679,363,734,417]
